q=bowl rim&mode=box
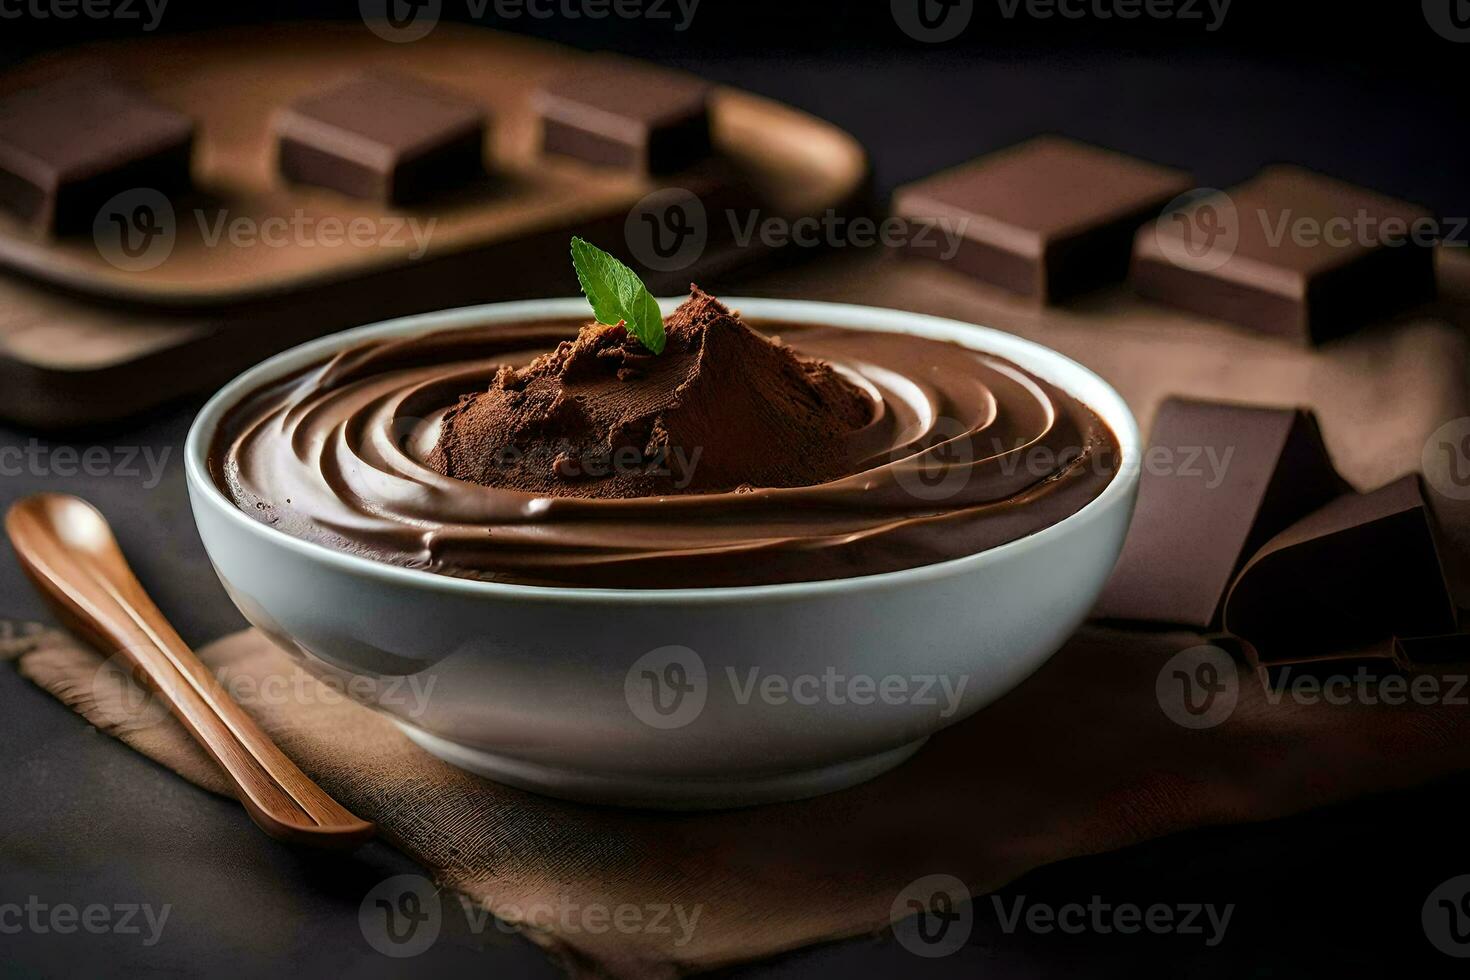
[185,296,1141,605]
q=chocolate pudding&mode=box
[211,290,1120,588]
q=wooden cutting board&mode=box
[0,23,869,428]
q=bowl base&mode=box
[394,722,928,810]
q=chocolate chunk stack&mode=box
[892,136,1438,345]
[0,56,717,235]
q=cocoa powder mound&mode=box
[426,287,873,497]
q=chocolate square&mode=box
[1254,641,1409,685]
[276,74,487,205]
[1224,475,1459,663]
[0,79,193,234]
[1132,166,1437,344]
[1093,397,1348,628]
[535,57,712,174]
[1253,633,1470,683]
[890,136,1192,301]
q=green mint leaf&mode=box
[570,237,666,355]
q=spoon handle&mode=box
[6,493,374,847]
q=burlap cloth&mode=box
[6,251,1470,978]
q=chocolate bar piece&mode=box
[1093,397,1348,628]
[1132,166,1437,344]
[0,79,193,233]
[1224,475,1459,663]
[535,57,712,174]
[890,136,1192,301]
[1252,640,1409,685]
[1252,634,1470,686]
[276,74,487,204]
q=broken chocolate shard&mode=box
[0,79,194,234]
[1132,166,1437,344]
[1234,627,1418,683]
[1223,474,1459,665]
[535,57,712,174]
[1092,397,1348,628]
[276,73,487,205]
[1253,641,1409,686]
[891,136,1192,302]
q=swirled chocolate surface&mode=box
[211,302,1119,589]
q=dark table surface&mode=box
[4,18,1470,978]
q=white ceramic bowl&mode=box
[185,298,1140,809]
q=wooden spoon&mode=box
[6,493,375,848]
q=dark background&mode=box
[2,1,1468,221]
[2,2,1470,978]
